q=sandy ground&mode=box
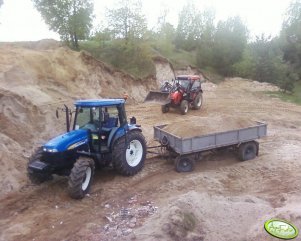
[1,42,301,241]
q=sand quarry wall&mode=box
[0,40,167,197]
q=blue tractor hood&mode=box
[43,129,89,152]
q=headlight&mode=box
[43,148,58,153]
[49,149,58,153]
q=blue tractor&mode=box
[27,99,147,199]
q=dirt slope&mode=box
[1,41,301,241]
[153,56,175,86]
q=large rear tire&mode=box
[68,157,95,199]
[192,93,203,110]
[238,142,258,161]
[180,100,189,115]
[112,131,146,176]
[27,147,52,184]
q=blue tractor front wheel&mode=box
[68,157,95,199]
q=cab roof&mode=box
[75,99,125,107]
[176,75,201,81]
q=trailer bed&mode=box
[154,121,267,155]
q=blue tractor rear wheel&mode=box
[112,131,146,176]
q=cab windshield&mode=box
[74,105,121,131]
[75,107,101,131]
[177,79,190,89]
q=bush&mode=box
[80,39,155,78]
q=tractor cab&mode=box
[74,99,127,153]
[175,75,202,92]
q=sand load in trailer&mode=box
[153,118,267,172]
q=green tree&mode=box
[175,4,215,51]
[234,35,297,92]
[236,35,274,82]
[214,16,248,75]
[92,28,115,48]
[281,0,301,77]
[107,0,147,42]
[175,3,201,50]
[196,9,216,67]
[152,9,176,56]
[32,0,93,49]
[251,35,282,83]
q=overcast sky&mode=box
[0,0,292,42]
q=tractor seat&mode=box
[102,117,118,132]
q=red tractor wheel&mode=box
[180,100,189,115]
[192,93,203,110]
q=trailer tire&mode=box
[113,131,146,176]
[161,105,169,113]
[238,141,257,161]
[192,93,203,110]
[27,147,52,184]
[175,156,195,172]
[68,157,95,199]
[180,100,189,115]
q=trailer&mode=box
[153,121,267,172]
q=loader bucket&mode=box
[144,91,170,103]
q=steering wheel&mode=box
[176,83,185,92]
[81,121,99,131]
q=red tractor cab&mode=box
[162,75,203,115]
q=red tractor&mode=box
[161,75,203,115]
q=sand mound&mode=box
[0,133,26,195]
[0,88,46,147]
[134,191,274,241]
[224,77,280,92]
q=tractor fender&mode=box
[110,125,142,149]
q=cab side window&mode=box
[191,80,201,91]
[103,106,119,128]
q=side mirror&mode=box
[130,116,136,125]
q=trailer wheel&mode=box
[175,156,195,172]
[238,141,258,161]
[27,147,52,184]
[161,104,169,113]
[180,100,189,115]
[68,157,95,199]
[113,131,146,176]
